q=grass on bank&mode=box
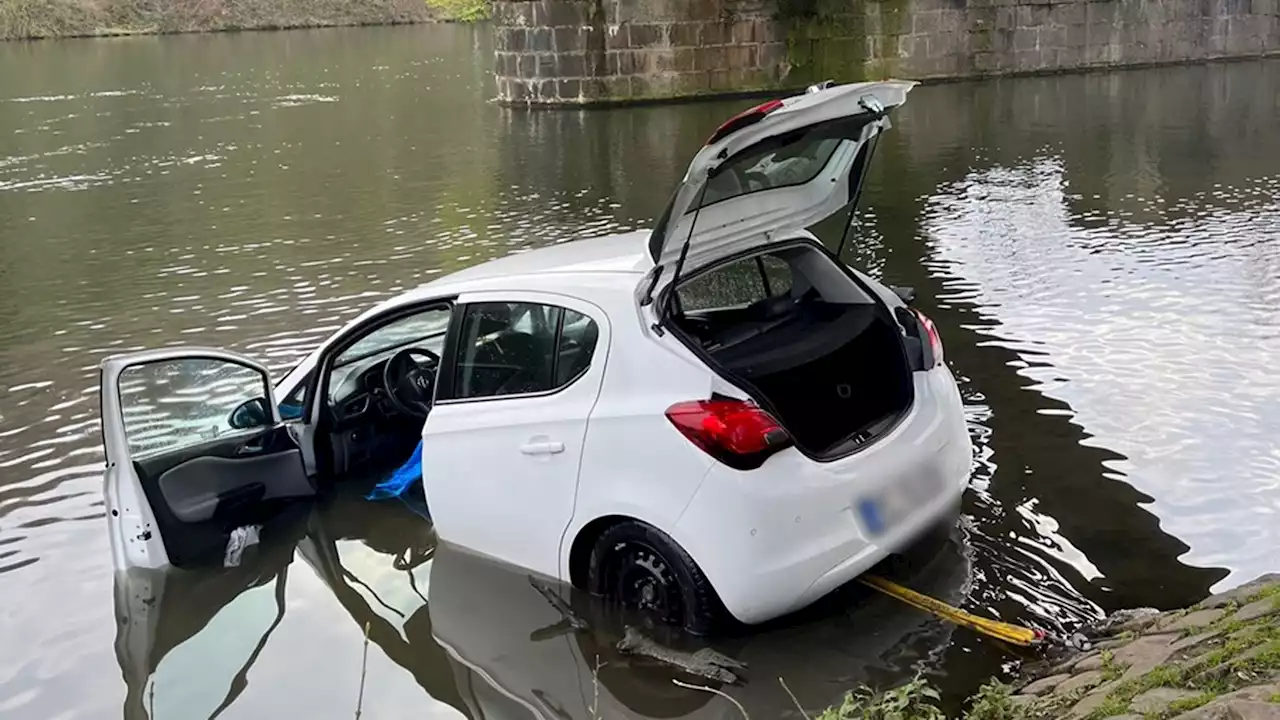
[1,0,487,40]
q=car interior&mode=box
[670,243,916,457]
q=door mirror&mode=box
[229,397,271,430]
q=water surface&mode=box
[2,25,1278,720]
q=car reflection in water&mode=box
[113,485,977,720]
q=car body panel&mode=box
[669,365,970,624]
[647,80,914,279]
[100,347,303,571]
[421,289,614,581]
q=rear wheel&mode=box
[586,521,726,636]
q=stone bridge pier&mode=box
[492,0,1280,106]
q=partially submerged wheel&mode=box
[586,521,726,636]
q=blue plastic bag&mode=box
[367,439,423,501]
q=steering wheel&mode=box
[382,347,441,418]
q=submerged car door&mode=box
[421,291,609,581]
[100,348,314,571]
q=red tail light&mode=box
[706,99,784,145]
[913,310,944,368]
[665,399,791,470]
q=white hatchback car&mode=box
[99,79,971,634]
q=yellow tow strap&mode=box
[859,575,1045,648]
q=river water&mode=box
[1,23,1278,720]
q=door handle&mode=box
[519,441,565,456]
[236,441,264,456]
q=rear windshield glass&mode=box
[699,136,845,208]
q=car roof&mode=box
[414,230,653,293]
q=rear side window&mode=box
[443,302,599,401]
[556,310,599,386]
[677,254,793,313]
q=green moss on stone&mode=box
[1244,583,1280,605]
[1166,692,1218,715]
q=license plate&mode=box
[857,472,941,537]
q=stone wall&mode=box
[492,0,790,104]
[492,0,1280,105]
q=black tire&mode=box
[586,521,727,636]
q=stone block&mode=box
[1234,597,1279,623]
[1014,27,1041,50]
[555,78,582,100]
[602,75,633,100]
[673,47,698,71]
[898,34,926,58]
[701,21,729,45]
[1053,2,1087,26]
[728,66,766,89]
[969,6,997,26]
[554,26,583,53]
[1058,670,1106,696]
[930,31,962,56]
[504,79,529,103]
[544,0,588,27]
[644,49,678,73]
[669,22,700,46]
[696,45,728,71]
[535,53,557,77]
[730,19,755,44]
[865,34,884,59]
[972,48,1003,70]
[938,8,967,32]
[519,53,538,79]
[510,27,530,52]
[672,71,711,95]
[758,41,788,68]
[1020,673,1072,696]
[557,51,586,77]
[726,44,758,68]
[1055,43,1084,66]
[864,11,882,35]
[583,49,607,76]
[1042,24,1068,47]
[996,5,1017,28]
[1162,608,1227,632]
[628,22,664,47]
[494,1,535,27]
[578,77,608,102]
[1131,688,1200,715]
[529,0,547,27]
[707,68,733,91]
[1066,22,1087,47]
[529,27,553,52]
[914,10,941,33]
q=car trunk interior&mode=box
[669,242,914,458]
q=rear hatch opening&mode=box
[663,240,919,461]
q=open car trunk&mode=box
[669,241,915,459]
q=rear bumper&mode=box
[671,365,971,625]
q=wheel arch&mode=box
[567,514,638,589]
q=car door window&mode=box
[447,302,563,400]
[555,309,599,386]
[117,357,272,458]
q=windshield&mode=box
[334,308,451,368]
